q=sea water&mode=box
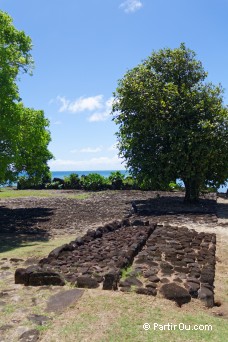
[51,170,129,179]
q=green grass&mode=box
[120,266,133,280]
[0,187,97,200]
[2,304,15,315]
[40,292,227,342]
[104,308,225,342]
[0,187,55,198]
[0,236,74,259]
[65,193,91,200]
[59,313,99,340]
[36,323,53,333]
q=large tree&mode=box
[112,43,228,202]
[0,11,53,184]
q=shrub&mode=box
[64,173,81,189]
[17,176,32,190]
[17,176,44,190]
[168,181,183,191]
[123,176,138,190]
[81,173,107,191]
[17,170,52,190]
[108,171,125,190]
[45,181,63,189]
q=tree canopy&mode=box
[0,11,53,184]
[112,43,228,202]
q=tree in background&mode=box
[0,10,52,184]
[112,43,228,202]
[14,104,53,184]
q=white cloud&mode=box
[53,120,62,125]
[55,94,113,122]
[119,0,143,13]
[88,97,114,122]
[70,145,119,154]
[70,146,103,154]
[57,95,103,113]
[80,147,103,153]
[48,155,126,171]
[57,96,69,112]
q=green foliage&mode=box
[17,176,35,190]
[136,176,170,191]
[108,171,125,189]
[0,10,53,185]
[112,43,228,202]
[16,171,180,191]
[168,181,183,191]
[0,11,33,101]
[17,169,52,190]
[123,175,136,189]
[45,181,63,190]
[14,104,53,181]
[64,173,81,189]
[81,173,107,191]
[120,266,133,280]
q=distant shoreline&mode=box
[50,170,129,179]
[50,170,228,193]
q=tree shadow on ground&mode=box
[0,206,53,253]
[216,194,228,219]
[130,195,217,216]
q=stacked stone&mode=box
[128,225,216,307]
[15,219,156,289]
[14,221,217,307]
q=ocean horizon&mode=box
[51,170,129,179]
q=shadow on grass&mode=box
[0,206,53,253]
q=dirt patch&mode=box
[0,190,217,252]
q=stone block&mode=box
[160,283,191,307]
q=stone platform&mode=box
[15,218,216,307]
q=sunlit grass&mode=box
[0,187,55,198]
[0,236,74,259]
[40,292,227,342]
[0,187,93,199]
[65,193,91,200]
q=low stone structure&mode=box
[127,225,216,307]
[15,219,216,307]
[15,219,155,288]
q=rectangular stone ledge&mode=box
[15,268,65,286]
[15,219,156,288]
[14,221,217,308]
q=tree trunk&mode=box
[183,178,200,203]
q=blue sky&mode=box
[1,0,228,171]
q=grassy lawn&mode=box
[40,291,227,342]
[0,187,56,198]
[0,235,74,259]
[0,187,91,199]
